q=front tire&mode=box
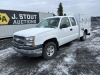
[80,31,87,41]
[43,42,57,60]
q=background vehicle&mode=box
[13,15,91,59]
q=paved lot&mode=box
[0,25,100,75]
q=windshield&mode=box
[37,18,60,28]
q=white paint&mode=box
[13,16,91,47]
[14,28,54,37]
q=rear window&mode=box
[69,17,76,26]
[60,17,71,28]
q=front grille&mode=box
[13,35,26,46]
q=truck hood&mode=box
[14,28,54,37]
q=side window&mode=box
[70,17,76,26]
[60,17,70,28]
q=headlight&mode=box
[25,37,35,46]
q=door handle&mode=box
[70,28,73,31]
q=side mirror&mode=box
[60,24,67,29]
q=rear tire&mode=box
[43,42,57,60]
[80,31,87,41]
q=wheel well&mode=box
[43,38,59,50]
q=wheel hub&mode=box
[47,46,54,56]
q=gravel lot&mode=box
[0,38,12,50]
[0,24,100,75]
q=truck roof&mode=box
[44,16,74,19]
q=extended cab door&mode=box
[58,17,73,46]
[69,17,79,40]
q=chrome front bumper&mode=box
[13,43,43,57]
[13,47,42,57]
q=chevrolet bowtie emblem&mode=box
[16,38,20,41]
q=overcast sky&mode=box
[0,0,100,16]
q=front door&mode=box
[58,17,73,46]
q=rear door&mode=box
[58,17,73,46]
[69,17,79,40]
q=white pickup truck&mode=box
[13,16,91,59]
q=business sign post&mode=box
[0,10,39,25]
